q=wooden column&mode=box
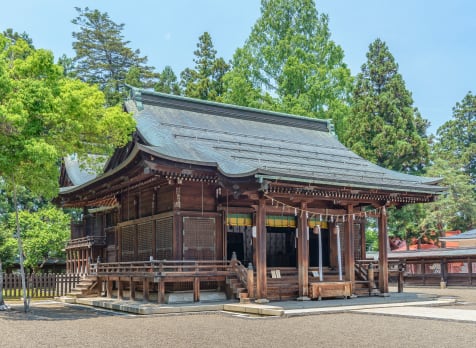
[117,280,123,300]
[378,206,389,294]
[255,197,267,301]
[297,201,309,299]
[344,205,355,283]
[158,280,165,304]
[143,279,150,301]
[193,277,200,302]
[129,277,136,300]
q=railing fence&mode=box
[1,273,81,298]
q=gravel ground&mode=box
[1,287,475,348]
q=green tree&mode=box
[154,65,181,95]
[57,54,77,78]
[434,92,476,184]
[180,32,229,101]
[0,33,135,310]
[1,205,70,272]
[2,28,34,49]
[223,0,352,137]
[346,38,429,173]
[71,7,157,105]
[420,158,475,234]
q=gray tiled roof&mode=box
[440,229,476,241]
[124,89,443,194]
[63,155,100,186]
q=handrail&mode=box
[66,236,106,249]
[93,259,234,278]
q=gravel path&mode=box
[1,287,475,348]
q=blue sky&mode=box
[1,0,474,135]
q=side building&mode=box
[57,87,444,302]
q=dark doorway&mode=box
[309,228,330,267]
[266,227,296,267]
[227,231,244,262]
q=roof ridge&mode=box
[126,85,334,133]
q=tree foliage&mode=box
[223,0,352,137]
[434,91,476,185]
[154,65,181,95]
[420,158,475,233]
[0,33,136,200]
[346,38,429,173]
[1,205,70,271]
[180,32,229,101]
[71,7,157,105]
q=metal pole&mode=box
[318,226,323,281]
[336,225,343,281]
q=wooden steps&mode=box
[67,276,99,298]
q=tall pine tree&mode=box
[223,0,352,137]
[180,32,229,101]
[346,38,429,173]
[71,7,157,105]
[434,91,476,184]
[155,65,181,95]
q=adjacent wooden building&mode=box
[58,87,444,302]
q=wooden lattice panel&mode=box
[156,216,173,260]
[137,221,153,261]
[121,225,135,262]
[182,217,216,260]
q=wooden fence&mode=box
[1,273,81,298]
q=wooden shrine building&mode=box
[58,87,444,302]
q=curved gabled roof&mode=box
[122,88,444,194]
[62,155,105,187]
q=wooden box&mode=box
[309,281,352,300]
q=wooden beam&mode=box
[378,207,389,293]
[255,197,267,300]
[297,201,309,298]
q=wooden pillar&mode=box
[129,277,136,300]
[117,279,123,300]
[106,278,113,298]
[255,197,267,301]
[158,280,165,304]
[193,277,200,302]
[117,227,122,262]
[378,206,389,294]
[247,263,255,299]
[76,250,80,275]
[143,278,150,302]
[344,205,355,283]
[297,201,309,299]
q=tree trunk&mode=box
[0,259,4,306]
[13,175,29,312]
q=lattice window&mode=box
[183,217,215,260]
[156,217,173,260]
[121,225,136,262]
[137,221,153,261]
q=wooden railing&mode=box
[1,273,80,298]
[66,236,106,249]
[92,259,234,278]
[397,256,476,286]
